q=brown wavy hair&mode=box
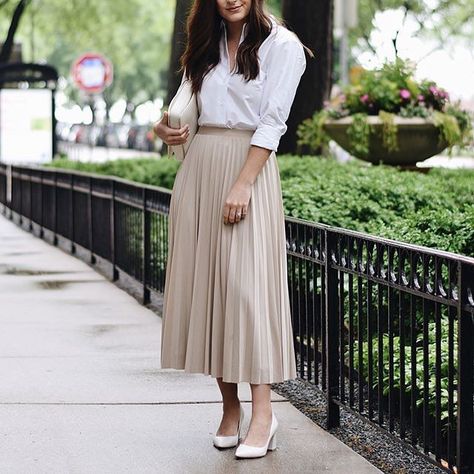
[179,1,311,94]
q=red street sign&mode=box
[71,52,113,94]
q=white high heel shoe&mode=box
[213,404,245,449]
[235,410,278,458]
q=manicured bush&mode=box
[46,155,474,257]
[48,157,180,190]
[277,156,474,257]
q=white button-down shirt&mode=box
[190,15,306,153]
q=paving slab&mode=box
[0,212,382,473]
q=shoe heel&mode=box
[268,432,277,450]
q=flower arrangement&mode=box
[297,59,473,159]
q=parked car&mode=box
[67,124,84,143]
[118,124,132,148]
[104,124,120,149]
[87,124,102,147]
[95,124,109,147]
[128,124,162,152]
[107,123,130,149]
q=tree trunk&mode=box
[166,0,193,107]
[281,0,334,154]
[0,0,30,64]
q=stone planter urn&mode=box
[324,116,448,166]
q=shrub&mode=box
[46,155,474,257]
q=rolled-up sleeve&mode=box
[250,37,306,153]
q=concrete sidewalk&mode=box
[0,213,381,474]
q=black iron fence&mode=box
[0,163,473,473]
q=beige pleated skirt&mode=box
[160,125,297,384]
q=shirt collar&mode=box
[219,15,278,70]
[220,19,249,47]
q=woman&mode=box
[153,0,311,459]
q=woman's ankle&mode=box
[222,399,241,411]
[250,404,272,419]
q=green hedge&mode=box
[46,156,474,257]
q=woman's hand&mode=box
[152,111,190,145]
[223,181,252,225]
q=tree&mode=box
[0,0,175,115]
[353,0,474,58]
[281,0,334,154]
[0,0,30,63]
[166,0,193,107]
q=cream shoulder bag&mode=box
[167,74,198,162]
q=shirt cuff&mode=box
[249,124,285,153]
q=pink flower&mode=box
[360,94,369,103]
[418,94,424,101]
[400,89,411,100]
[429,85,438,96]
[439,89,449,100]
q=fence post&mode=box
[110,180,118,281]
[89,176,95,264]
[28,170,33,231]
[456,262,474,474]
[53,172,58,245]
[142,187,151,305]
[39,169,44,238]
[18,167,23,225]
[69,173,76,253]
[325,229,340,428]
[6,164,12,217]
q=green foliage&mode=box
[445,103,473,141]
[297,59,473,156]
[432,111,462,154]
[296,109,331,152]
[0,0,176,106]
[442,105,473,148]
[348,317,458,431]
[398,104,430,118]
[46,155,474,257]
[277,156,474,257]
[298,109,401,159]
[328,59,461,118]
[346,113,371,157]
[48,157,180,190]
[378,111,399,152]
[339,60,421,116]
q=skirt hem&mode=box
[159,363,298,385]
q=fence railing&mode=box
[1,163,473,473]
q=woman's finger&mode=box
[228,207,237,224]
[168,125,189,136]
[223,203,230,225]
[234,206,244,223]
[167,130,189,144]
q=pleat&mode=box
[160,129,297,384]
